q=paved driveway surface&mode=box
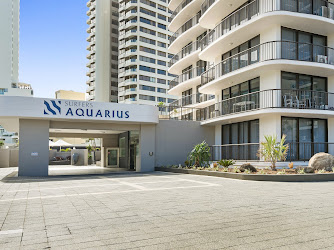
[0,168,334,249]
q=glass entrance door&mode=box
[107,148,119,167]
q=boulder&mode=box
[308,153,334,171]
[239,163,257,173]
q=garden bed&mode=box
[155,167,334,182]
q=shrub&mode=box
[184,160,190,167]
[244,169,251,174]
[233,166,240,173]
[297,168,305,174]
[317,169,326,174]
[277,169,286,175]
[0,141,4,147]
[259,169,266,175]
[217,159,235,168]
[258,134,289,170]
[188,141,211,167]
[221,167,229,172]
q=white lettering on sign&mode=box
[31,152,38,157]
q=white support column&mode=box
[259,114,281,142]
[215,125,222,145]
[137,124,156,172]
[18,119,50,177]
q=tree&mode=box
[0,141,4,148]
[258,135,289,170]
[188,141,211,167]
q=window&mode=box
[157,88,166,93]
[140,55,156,64]
[140,7,156,17]
[140,17,156,26]
[157,41,166,48]
[168,53,173,58]
[157,32,166,39]
[140,46,156,54]
[282,117,327,160]
[139,75,156,82]
[281,27,327,61]
[157,14,166,21]
[157,51,166,57]
[140,85,155,91]
[140,36,156,45]
[221,120,259,160]
[0,88,8,95]
[140,27,156,36]
[139,94,156,101]
[139,65,155,73]
[168,98,176,103]
[157,4,166,11]
[158,23,166,30]
[157,69,166,75]
[221,36,260,71]
[157,78,166,84]
[157,60,166,66]
[157,97,166,102]
[140,0,156,8]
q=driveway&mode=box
[0,168,333,249]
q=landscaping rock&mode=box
[295,166,315,174]
[308,153,334,171]
[240,163,257,173]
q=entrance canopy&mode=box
[0,96,159,176]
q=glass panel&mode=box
[250,78,260,92]
[108,149,118,166]
[222,52,231,74]
[250,36,260,64]
[282,72,297,107]
[249,120,259,160]
[119,137,126,157]
[231,48,239,71]
[298,32,312,61]
[313,35,326,62]
[313,119,327,153]
[299,119,312,160]
[299,0,312,14]
[282,117,298,160]
[231,123,238,144]
[312,77,327,108]
[313,0,328,16]
[222,125,231,159]
[240,82,249,95]
[282,28,297,60]
[231,85,240,97]
[239,42,249,68]
[281,0,297,11]
[299,75,312,105]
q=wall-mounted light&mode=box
[149,152,154,156]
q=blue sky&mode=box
[20,0,88,98]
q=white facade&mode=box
[86,0,119,102]
[118,0,178,106]
[168,0,334,161]
[0,0,33,97]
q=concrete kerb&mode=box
[155,167,334,182]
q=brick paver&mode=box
[0,167,334,249]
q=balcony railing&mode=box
[170,93,215,107]
[201,89,334,120]
[169,0,193,22]
[201,41,334,86]
[164,89,334,122]
[169,40,200,68]
[169,67,206,89]
[200,0,334,50]
[210,142,334,161]
[201,0,215,15]
[169,12,201,46]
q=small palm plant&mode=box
[188,141,211,168]
[258,135,289,171]
[157,101,165,115]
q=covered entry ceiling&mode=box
[49,128,126,135]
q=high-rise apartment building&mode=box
[0,0,33,96]
[86,0,119,102]
[168,0,334,162]
[118,0,177,105]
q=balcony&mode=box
[168,67,206,95]
[169,0,203,32]
[199,0,334,60]
[169,12,205,54]
[170,93,215,108]
[200,41,334,94]
[169,40,200,74]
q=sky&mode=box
[20,0,88,98]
